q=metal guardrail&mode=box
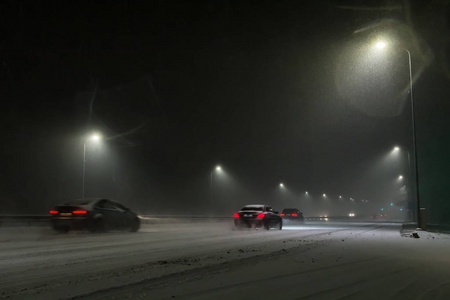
[0,214,350,226]
[0,215,50,226]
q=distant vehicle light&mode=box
[291,214,297,217]
[234,213,239,218]
[50,211,58,214]
[257,213,265,218]
[280,214,285,216]
[72,211,87,214]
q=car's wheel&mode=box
[130,218,140,232]
[278,220,283,230]
[90,218,105,233]
[264,221,270,230]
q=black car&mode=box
[50,198,141,233]
[234,204,282,230]
[281,208,305,224]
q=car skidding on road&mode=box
[234,204,282,230]
[50,198,140,233]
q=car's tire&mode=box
[264,221,270,230]
[130,218,140,232]
[90,218,105,233]
[278,220,283,230]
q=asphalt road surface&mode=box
[0,221,449,299]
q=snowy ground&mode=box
[0,221,449,299]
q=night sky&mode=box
[1,1,449,223]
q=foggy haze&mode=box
[0,1,449,226]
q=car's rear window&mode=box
[63,200,93,206]
[282,209,300,213]
[241,206,263,211]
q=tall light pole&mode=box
[210,165,222,210]
[375,42,421,228]
[82,133,101,198]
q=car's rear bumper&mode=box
[234,219,264,228]
[51,217,89,230]
[282,217,304,223]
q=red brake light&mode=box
[257,213,265,218]
[50,210,58,214]
[292,214,297,217]
[73,210,87,214]
[234,213,239,218]
[280,214,284,216]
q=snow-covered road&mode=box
[0,221,448,299]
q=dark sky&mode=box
[1,1,449,222]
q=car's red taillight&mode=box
[234,213,239,218]
[292,214,297,217]
[72,210,87,214]
[50,210,58,214]
[280,214,285,216]
[257,213,265,218]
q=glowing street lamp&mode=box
[82,133,102,198]
[323,194,326,197]
[279,183,284,188]
[375,41,387,49]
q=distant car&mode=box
[234,204,282,230]
[371,214,387,219]
[50,198,140,233]
[280,208,305,224]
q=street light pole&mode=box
[404,48,422,229]
[82,142,87,198]
[210,165,221,211]
[81,134,101,199]
[375,43,422,228]
[210,170,213,210]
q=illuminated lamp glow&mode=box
[280,214,285,216]
[234,213,239,218]
[375,41,386,49]
[291,214,298,217]
[257,213,265,218]
[73,210,87,214]
[50,211,58,214]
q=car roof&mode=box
[62,198,113,206]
